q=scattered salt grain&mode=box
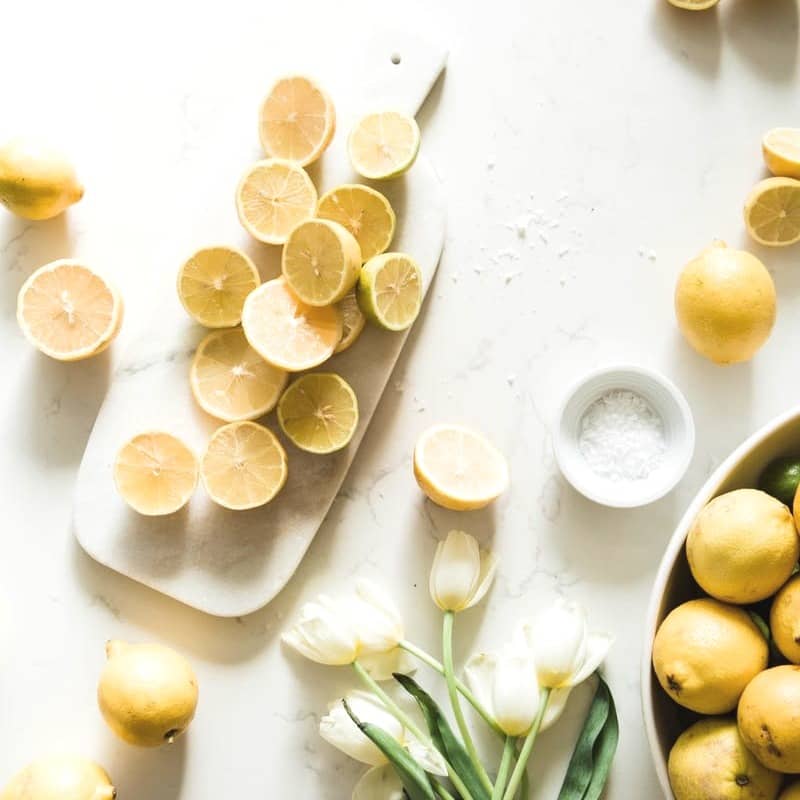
[578,390,666,481]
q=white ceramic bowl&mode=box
[553,364,695,508]
[642,405,800,798]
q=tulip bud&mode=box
[429,530,497,613]
[282,596,359,666]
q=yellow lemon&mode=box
[675,241,776,364]
[738,666,800,773]
[652,598,768,714]
[348,111,420,180]
[236,159,317,245]
[258,75,336,167]
[200,421,288,510]
[98,640,198,748]
[357,253,423,331]
[763,128,800,180]
[668,718,782,800]
[17,259,123,361]
[687,489,799,604]
[745,177,800,247]
[0,137,83,220]
[113,432,198,516]
[334,290,366,354]
[0,756,115,800]
[770,574,800,664]
[667,0,719,9]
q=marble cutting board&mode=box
[73,32,447,617]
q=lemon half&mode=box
[744,177,800,247]
[357,252,422,331]
[335,290,366,354]
[763,128,800,179]
[348,112,420,180]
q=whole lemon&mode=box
[675,241,776,364]
[687,488,799,604]
[770,574,800,663]
[668,717,782,800]
[739,666,800,773]
[653,598,768,714]
[780,783,800,800]
[98,639,198,747]
[0,755,115,800]
[0,137,84,220]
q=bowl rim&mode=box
[553,362,695,509]
[640,403,800,798]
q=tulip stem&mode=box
[430,777,458,800]
[443,612,495,795]
[352,660,477,800]
[492,737,516,800]
[399,639,505,736]
[501,688,551,800]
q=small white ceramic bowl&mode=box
[553,364,695,508]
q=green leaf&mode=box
[394,673,490,800]
[343,700,437,800]
[557,673,619,800]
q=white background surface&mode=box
[1,1,799,798]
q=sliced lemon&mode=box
[348,112,420,180]
[114,432,198,516]
[318,184,396,261]
[667,0,719,9]
[335,290,366,354]
[17,258,123,361]
[241,277,342,371]
[201,421,288,510]
[357,252,422,331]
[413,424,509,511]
[281,219,361,306]
[177,246,259,328]
[190,328,288,422]
[744,177,800,247]
[236,159,317,245]
[277,373,359,454]
[258,75,336,167]
[763,128,800,179]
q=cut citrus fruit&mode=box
[17,259,123,361]
[281,219,361,306]
[763,128,800,179]
[190,328,288,422]
[177,246,259,328]
[667,0,719,9]
[200,421,288,510]
[357,252,422,331]
[414,424,509,511]
[258,75,336,167]
[318,184,396,261]
[236,159,317,245]
[744,177,800,247]
[334,290,366,353]
[114,432,198,516]
[277,373,359,454]
[241,277,342,371]
[348,111,420,180]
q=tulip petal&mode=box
[282,596,358,666]
[463,651,498,720]
[406,738,449,776]
[569,633,614,687]
[540,687,571,731]
[352,765,405,800]
[492,646,540,736]
[429,530,483,612]
[351,579,405,655]
[359,647,416,682]
[523,599,588,687]
[463,547,498,611]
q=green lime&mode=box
[357,252,422,331]
[758,456,800,507]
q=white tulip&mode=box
[516,598,613,689]
[282,595,359,666]
[348,579,405,655]
[352,765,404,800]
[429,530,497,613]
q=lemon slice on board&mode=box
[17,259,123,361]
[744,177,800,247]
[177,246,259,328]
[236,159,317,245]
[241,277,342,371]
[277,373,359,454]
[281,219,361,306]
[357,252,422,331]
[258,75,336,167]
[114,432,198,516]
[763,128,800,179]
[200,421,288,510]
[348,112,420,180]
[413,424,509,511]
[334,290,366,353]
[318,184,396,261]
[190,328,288,422]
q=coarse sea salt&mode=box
[578,389,666,481]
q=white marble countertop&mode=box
[1,1,799,797]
